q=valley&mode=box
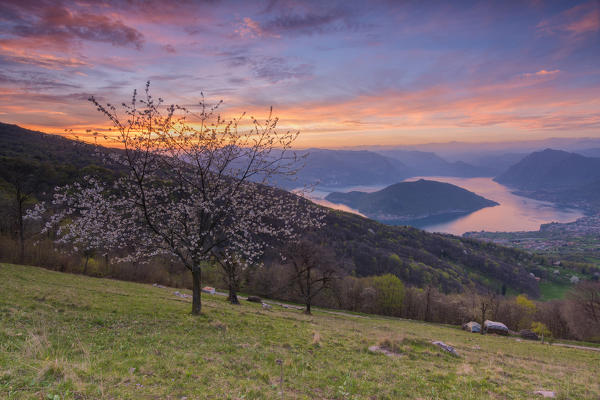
[308,177,585,235]
[465,215,600,275]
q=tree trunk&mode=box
[83,254,90,275]
[228,280,240,305]
[16,189,25,264]
[480,306,486,335]
[226,265,240,305]
[192,267,202,315]
[424,287,432,322]
[305,267,312,314]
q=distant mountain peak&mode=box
[495,148,600,191]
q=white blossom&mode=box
[35,83,326,312]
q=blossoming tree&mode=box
[35,83,325,314]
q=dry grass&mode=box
[311,331,321,347]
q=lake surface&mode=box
[306,177,585,235]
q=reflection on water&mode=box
[306,177,585,235]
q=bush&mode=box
[370,274,405,316]
[531,321,552,342]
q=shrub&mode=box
[531,321,552,342]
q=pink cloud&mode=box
[234,17,280,39]
[566,9,600,34]
[537,2,600,37]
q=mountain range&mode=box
[276,148,412,189]
[374,149,494,177]
[275,148,492,189]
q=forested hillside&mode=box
[0,122,117,200]
[313,211,541,295]
[0,123,547,296]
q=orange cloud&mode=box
[0,43,90,70]
[523,69,560,77]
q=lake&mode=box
[306,177,585,235]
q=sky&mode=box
[0,0,599,147]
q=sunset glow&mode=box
[1,0,599,147]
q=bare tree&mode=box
[424,285,437,322]
[564,281,600,340]
[569,281,600,323]
[285,239,338,314]
[478,289,498,334]
[0,158,40,263]
[31,83,325,315]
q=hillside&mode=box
[316,210,541,296]
[325,179,498,223]
[0,123,549,296]
[0,122,117,203]
[1,263,599,399]
[495,149,600,190]
[494,149,600,212]
[0,122,104,167]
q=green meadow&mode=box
[1,263,599,399]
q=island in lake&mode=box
[325,179,499,224]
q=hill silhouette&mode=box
[325,179,498,223]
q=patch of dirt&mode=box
[368,345,403,358]
[457,363,474,375]
[552,343,600,352]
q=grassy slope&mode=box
[1,264,599,400]
[538,281,572,302]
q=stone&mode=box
[262,303,272,310]
[533,390,556,398]
[484,320,509,335]
[432,341,459,356]
[173,291,192,299]
[519,329,539,341]
[462,321,481,333]
[246,296,263,303]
